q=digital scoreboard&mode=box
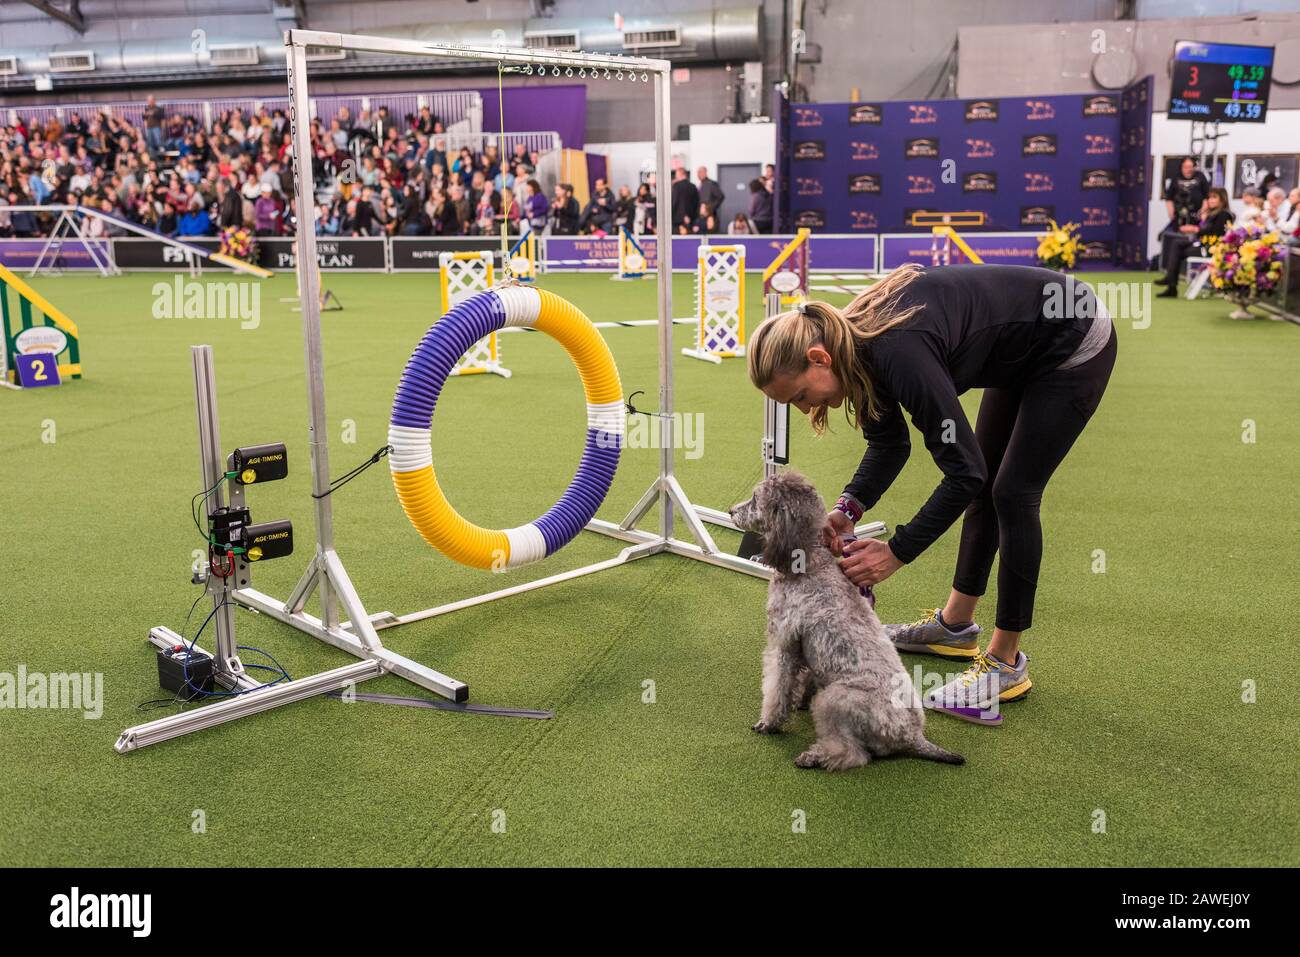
[1168,41,1273,123]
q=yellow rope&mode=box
[498,62,509,276]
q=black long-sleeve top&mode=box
[844,265,1096,563]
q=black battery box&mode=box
[245,519,293,561]
[157,645,214,701]
[232,443,288,485]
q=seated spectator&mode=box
[1264,186,1290,233]
[498,185,521,235]
[254,182,281,235]
[691,202,717,236]
[177,199,211,237]
[523,179,548,233]
[550,183,580,235]
[579,178,615,235]
[1156,186,1234,297]
[727,212,754,235]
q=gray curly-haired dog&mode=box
[729,471,964,770]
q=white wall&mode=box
[586,121,775,195]
[1147,109,1300,254]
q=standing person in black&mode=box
[1160,156,1210,271]
[1156,187,1233,297]
[670,167,699,235]
[748,177,774,233]
[746,263,1118,719]
[697,166,724,223]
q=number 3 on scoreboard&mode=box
[1188,65,1198,86]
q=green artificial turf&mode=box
[0,268,1296,867]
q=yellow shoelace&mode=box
[958,651,999,687]
[904,608,944,630]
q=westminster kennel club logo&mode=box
[793,140,826,161]
[848,173,882,194]
[793,106,824,127]
[1079,240,1113,260]
[1024,99,1056,121]
[1022,133,1057,156]
[1082,206,1111,227]
[905,137,940,159]
[850,210,878,230]
[963,172,997,193]
[908,104,938,124]
[1083,95,1118,117]
[1020,205,1055,226]
[907,174,936,195]
[848,103,883,124]
[1023,172,1054,192]
[795,176,823,197]
[964,99,999,121]
[965,138,995,159]
[1084,133,1116,155]
[850,140,880,161]
[1081,168,1117,189]
[794,209,826,229]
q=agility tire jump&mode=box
[389,286,624,571]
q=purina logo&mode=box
[1020,205,1055,226]
[1021,133,1057,156]
[1083,95,1118,117]
[965,138,995,159]
[794,209,826,229]
[964,99,999,121]
[1082,206,1111,227]
[1025,99,1056,121]
[850,210,878,230]
[50,887,152,937]
[1079,240,1113,260]
[848,103,883,124]
[795,176,823,197]
[1081,168,1117,189]
[1084,133,1115,155]
[907,174,936,195]
[850,140,880,161]
[1023,172,1054,193]
[848,173,882,194]
[905,137,940,159]
[793,140,826,161]
[793,106,824,127]
[908,104,938,124]
[962,171,997,193]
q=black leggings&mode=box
[951,327,1118,631]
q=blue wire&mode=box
[179,599,292,700]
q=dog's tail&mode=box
[908,738,965,765]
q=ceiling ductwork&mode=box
[0,6,762,91]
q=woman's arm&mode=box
[875,345,987,564]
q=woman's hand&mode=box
[822,510,854,556]
[839,538,903,587]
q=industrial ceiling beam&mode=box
[19,0,86,34]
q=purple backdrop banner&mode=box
[781,91,1125,261]
[1117,76,1154,267]
[477,84,587,149]
[880,233,1040,270]
[544,234,877,272]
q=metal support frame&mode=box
[122,30,890,752]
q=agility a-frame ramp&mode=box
[115,30,792,752]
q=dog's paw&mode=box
[752,720,781,734]
[794,749,823,768]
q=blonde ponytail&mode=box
[747,263,924,433]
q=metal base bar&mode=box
[116,658,383,753]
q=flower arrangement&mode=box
[1206,223,1285,303]
[1036,220,1080,271]
[219,226,258,264]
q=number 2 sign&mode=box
[14,353,62,388]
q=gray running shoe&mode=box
[885,608,981,659]
[924,650,1033,715]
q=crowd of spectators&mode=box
[0,94,781,241]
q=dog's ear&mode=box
[760,478,809,574]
